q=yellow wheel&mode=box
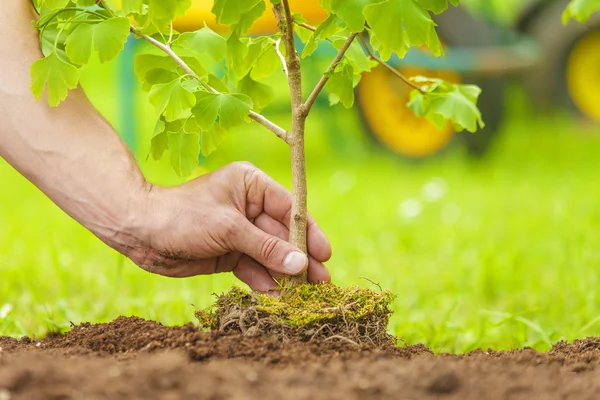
[566,30,600,122]
[357,66,462,158]
[174,0,327,33]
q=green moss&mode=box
[195,283,396,346]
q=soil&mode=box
[2,317,600,399]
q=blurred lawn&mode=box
[1,50,600,353]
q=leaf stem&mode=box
[304,32,358,115]
[357,35,426,94]
[294,21,316,32]
[131,28,289,143]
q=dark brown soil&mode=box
[2,316,600,399]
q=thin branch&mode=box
[304,33,358,115]
[274,38,288,76]
[295,21,316,32]
[131,28,289,143]
[358,35,426,94]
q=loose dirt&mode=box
[1,316,600,399]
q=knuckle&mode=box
[231,161,256,174]
[260,235,281,263]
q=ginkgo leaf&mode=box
[150,119,168,160]
[147,0,192,26]
[212,0,263,25]
[191,91,253,130]
[330,0,380,32]
[418,0,459,15]
[407,78,484,132]
[121,0,145,15]
[364,0,443,60]
[563,0,600,23]
[168,128,200,177]
[332,37,374,73]
[65,17,131,65]
[201,125,226,157]
[235,0,267,35]
[302,14,343,58]
[41,0,70,10]
[149,78,196,121]
[326,62,356,108]
[30,52,80,107]
[238,74,275,111]
[176,28,227,61]
[247,37,281,80]
[134,54,206,90]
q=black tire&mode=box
[517,0,600,115]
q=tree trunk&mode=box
[273,1,309,286]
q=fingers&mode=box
[232,220,308,276]
[239,163,332,262]
[307,255,330,283]
[254,213,331,283]
[254,211,331,263]
[233,256,279,294]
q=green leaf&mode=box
[134,54,206,90]
[407,78,484,132]
[302,14,344,58]
[364,0,443,60]
[147,0,192,26]
[332,37,374,73]
[176,28,227,61]
[238,74,275,111]
[30,52,80,107]
[235,1,267,35]
[212,0,263,25]
[121,0,145,15]
[418,0,459,14]
[191,91,253,130]
[65,17,131,65]
[77,0,97,6]
[201,125,226,157]
[168,122,200,177]
[149,78,196,121]
[563,0,600,24]
[248,37,281,80]
[41,0,71,10]
[150,119,169,160]
[330,0,380,32]
[227,31,251,80]
[326,62,356,108]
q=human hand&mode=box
[123,162,331,292]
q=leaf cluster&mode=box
[30,0,484,176]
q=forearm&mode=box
[0,1,149,251]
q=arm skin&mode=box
[0,0,332,293]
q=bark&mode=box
[273,1,309,284]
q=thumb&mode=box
[234,221,308,276]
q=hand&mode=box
[124,162,332,292]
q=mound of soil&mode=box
[2,316,600,399]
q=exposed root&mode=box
[195,283,396,347]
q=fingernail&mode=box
[284,251,308,275]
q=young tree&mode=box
[30,0,484,286]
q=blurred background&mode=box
[1,0,599,353]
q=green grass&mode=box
[2,55,600,353]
